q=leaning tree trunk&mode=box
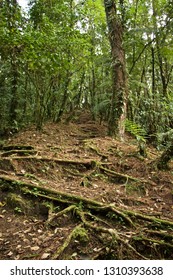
[104,0,127,139]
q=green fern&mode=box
[125,119,146,142]
[93,98,111,114]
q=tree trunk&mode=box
[151,0,168,97]
[7,0,19,126]
[9,52,18,125]
[104,0,127,139]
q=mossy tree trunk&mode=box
[104,0,127,139]
[7,0,20,126]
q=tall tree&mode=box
[0,0,23,130]
[104,0,127,138]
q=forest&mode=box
[0,0,173,260]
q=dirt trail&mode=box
[0,112,173,260]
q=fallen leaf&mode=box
[7,251,13,256]
[41,253,50,259]
[0,202,6,207]
[30,246,40,251]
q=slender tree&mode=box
[3,0,22,126]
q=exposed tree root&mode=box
[1,150,37,157]
[0,175,172,229]
[1,154,149,186]
[84,142,108,158]
[3,156,94,169]
[0,174,173,259]
[51,224,83,260]
[89,204,134,227]
[75,209,148,260]
[2,145,35,151]
[121,208,173,227]
[146,230,173,240]
[1,154,146,185]
[0,175,134,227]
[46,205,76,226]
[99,165,144,183]
[134,236,173,248]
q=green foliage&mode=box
[157,129,173,150]
[14,206,23,213]
[0,0,173,139]
[125,119,146,142]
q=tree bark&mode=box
[104,0,127,139]
[7,0,20,125]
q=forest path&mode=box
[0,112,173,260]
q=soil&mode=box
[0,111,173,260]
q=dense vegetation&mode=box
[0,0,173,142]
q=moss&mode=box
[6,193,31,214]
[125,184,146,196]
[72,227,89,244]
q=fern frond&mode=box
[125,119,146,142]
